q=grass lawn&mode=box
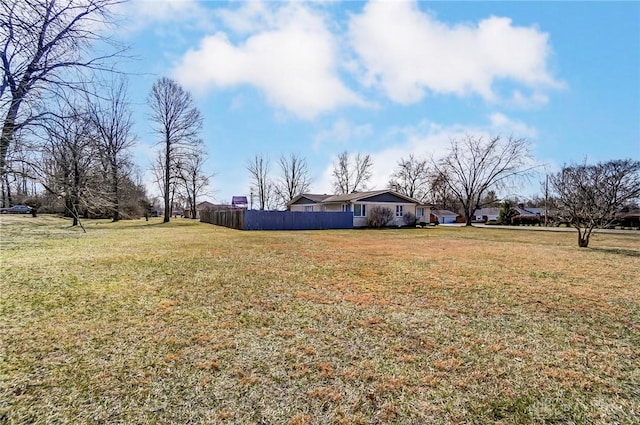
[1,215,639,424]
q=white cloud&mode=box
[216,0,272,34]
[116,0,215,34]
[313,114,538,194]
[488,112,537,138]
[313,118,373,150]
[509,90,550,108]
[349,0,562,104]
[172,3,366,119]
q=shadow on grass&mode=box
[591,247,640,258]
[111,219,204,230]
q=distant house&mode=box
[190,201,233,219]
[430,209,459,224]
[473,208,501,222]
[288,190,426,227]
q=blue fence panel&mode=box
[244,211,353,230]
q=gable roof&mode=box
[474,207,501,217]
[196,201,216,210]
[432,209,458,217]
[288,190,425,207]
[324,190,422,204]
[289,194,333,205]
[232,196,248,207]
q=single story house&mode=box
[473,207,500,222]
[188,201,234,219]
[288,190,428,227]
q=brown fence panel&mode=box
[200,209,245,229]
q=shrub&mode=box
[403,212,417,227]
[498,201,518,225]
[367,206,394,228]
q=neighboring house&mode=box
[513,206,544,225]
[232,196,249,209]
[430,209,459,224]
[191,201,233,219]
[288,190,426,227]
[287,194,332,212]
[473,208,501,222]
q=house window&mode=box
[416,207,424,217]
[396,205,404,217]
[304,206,313,212]
[342,204,351,213]
[353,204,366,217]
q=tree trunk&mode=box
[163,141,171,223]
[1,96,23,196]
[3,173,12,207]
[576,227,591,248]
[111,166,120,222]
[464,207,473,226]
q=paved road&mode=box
[440,223,640,236]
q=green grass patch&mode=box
[1,215,639,424]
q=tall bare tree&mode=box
[331,151,373,194]
[246,154,273,210]
[88,78,134,222]
[0,0,125,207]
[387,154,430,201]
[41,101,98,227]
[432,135,533,226]
[550,159,640,248]
[149,77,202,223]
[178,144,210,219]
[274,153,312,208]
[428,171,458,211]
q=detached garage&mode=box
[431,209,459,224]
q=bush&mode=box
[403,212,417,227]
[498,201,518,225]
[366,206,394,228]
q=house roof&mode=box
[196,201,216,210]
[322,190,389,202]
[232,196,248,206]
[289,194,333,205]
[288,190,425,207]
[474,208,501,217]
[432,209,458,217]
[519,207,544,215]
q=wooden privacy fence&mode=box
[200,210,353,231]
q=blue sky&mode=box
[112,0,640,204]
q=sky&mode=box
[109,0,640,204]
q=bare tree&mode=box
[550,159,640,248]
[150,149,167,210]
[148,77,202,223]
[0,0,125,207]
[246,154,273,210]
[274,153,312,208]
[41,101,99,228]
[428,170,457,211]
[331,151,373,194]
[387,154,430,201]
[432,135,533,226]
[88,77,134,222]
[177,145,211,219]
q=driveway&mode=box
[469,223,640,236]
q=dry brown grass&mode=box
[1,215,639,424]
